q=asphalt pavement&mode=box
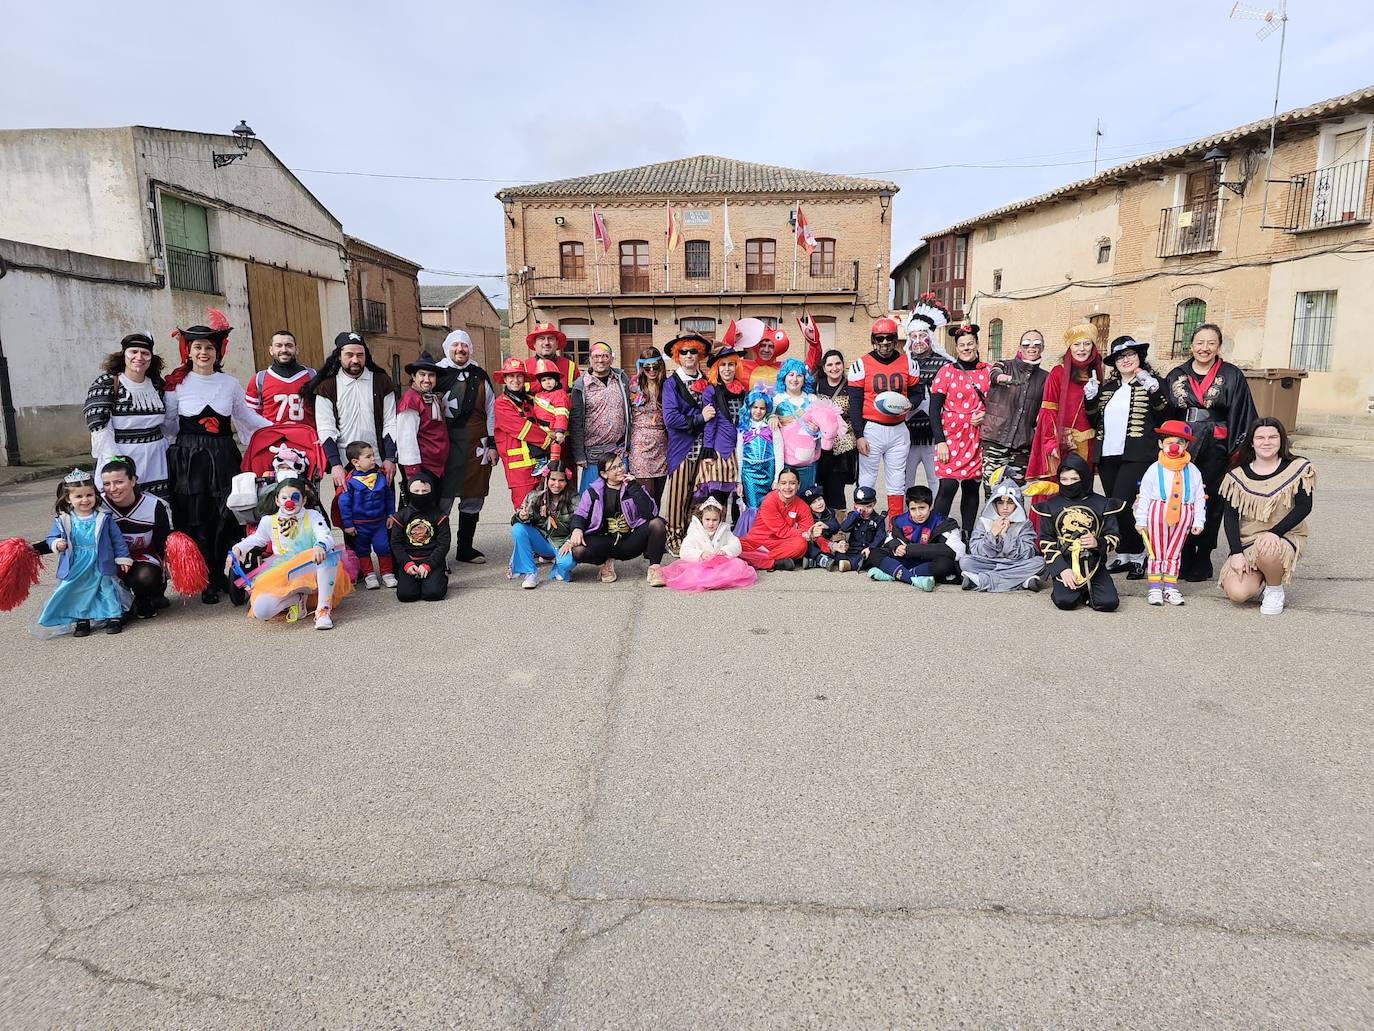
[0,456,1370,1029]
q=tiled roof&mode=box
[420,284,479,308]
[924,83,1374,238]
[345,235,423,271]
[497,155,899,199]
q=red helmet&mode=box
[871,317,899,338]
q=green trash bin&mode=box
[1243,368,1309,432]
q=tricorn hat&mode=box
[1104,335,1150,366]
[404,351,444,376]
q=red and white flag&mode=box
[593,209,611,254]
[795,204,818,255]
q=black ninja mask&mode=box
[406,469,440,515]
[1057,453,1092,500]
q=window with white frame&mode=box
[1310,116,1372,228]
[1290,291,1337,371]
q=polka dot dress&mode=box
[931,363,992,481]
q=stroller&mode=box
[226,424,338,605]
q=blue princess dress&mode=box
[39,513,129,629]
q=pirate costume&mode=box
[164,314,271,602]
[1031,453,1125,612]
[1165,353,1257,580]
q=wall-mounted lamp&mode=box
[879,189,894,223]
[554,215,566,227]
[502,196,516,227]
[212,120,256,169]
[1203,146,1247,196]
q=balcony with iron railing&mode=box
[167,246,218,293]
[529,257,863,298]
[1270,159,1371,233]
[360,299,388,333]
[1157,199,1221,258]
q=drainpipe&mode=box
[0,257,21,465]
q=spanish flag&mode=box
[665,201,681,251]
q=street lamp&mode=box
[213,120,257,169]
[879,189,894,223]
[1204,146,1247,196]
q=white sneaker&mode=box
[1163,587,1186,606]
[1260,586,1286,615]
[521,573,539,590]
[314,608,333,630]
[381,572,398,588]
[1147,588,1164,606]
[363,572,380,590]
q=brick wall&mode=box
[346,241,422,376]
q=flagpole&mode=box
[722,198,730,293]
[792,201,799,291]
[593,208,602,294]
[665,200,672,294]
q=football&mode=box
[873,391,912,417]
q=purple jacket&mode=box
[662,371,724,473]
[572,478,659,533]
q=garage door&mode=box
[246,262,326,370]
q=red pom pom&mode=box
[164,531,209,595]
[0,537,43,612]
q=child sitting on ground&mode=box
[799,485,840,569]
[390,469,450,603]
[531,359,571,468]
[660,496,756,591]
[1030,453,1125,613]
[739,467,812,571]
[960,470,1046,592]
[1133,420,1206,606]
[869,485,963,591]
[829,485,886,572]
[337,441,395,590]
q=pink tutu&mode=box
[660,554,757,592]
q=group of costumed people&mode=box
[0,300,1315,629]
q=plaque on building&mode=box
[683,209,711,226]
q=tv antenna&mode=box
[1229,0,1289,219]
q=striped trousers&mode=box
[1143,499,1195,584]
[662,453,735,551]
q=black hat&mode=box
[706,346,743,368]
[180,324,231,344]
[1104,335,1150,366]
[853,485,877,505]
[334,330,365,350]
[664,332,712,360]
[799,485,826,505]
[404,351,444,376]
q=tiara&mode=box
[63,468,95,486]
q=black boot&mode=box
[455,512,486,564]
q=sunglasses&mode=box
[677,348,703,357]
[873,334,898,343]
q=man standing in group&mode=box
[902,297,952,491]
[848,317,926,525]
[568,341,632,492]
[436,329,495,565]
[738,326,789,390]
[661,332,721,552]
[245,329,316,427]
[981,328,1048,489]
[523,322,579,390]
[306,331,398,491]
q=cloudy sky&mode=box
[5,0,1371,306]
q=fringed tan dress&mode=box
[1217,458,1315,587]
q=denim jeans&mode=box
[510,521,575,580]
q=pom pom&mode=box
[339,548,359,581]
[0,537,43,612]
[164,531,209,595]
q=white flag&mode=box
[722,198,735,257]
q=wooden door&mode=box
[1090,313,1111,355]
[246,262,326,370]
[619,318,654,374]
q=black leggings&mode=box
[816,449,856,511]
[396,567,448,603]
[1098,456,1150,556]
[120,561,166,612]
[572,517,668,566]
[935,479,980,536]
[640,477,665,508]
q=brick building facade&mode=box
[345,235,423,382]
[419,283,504,372]
[896,85,1374,417]
[497,156,897,371]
